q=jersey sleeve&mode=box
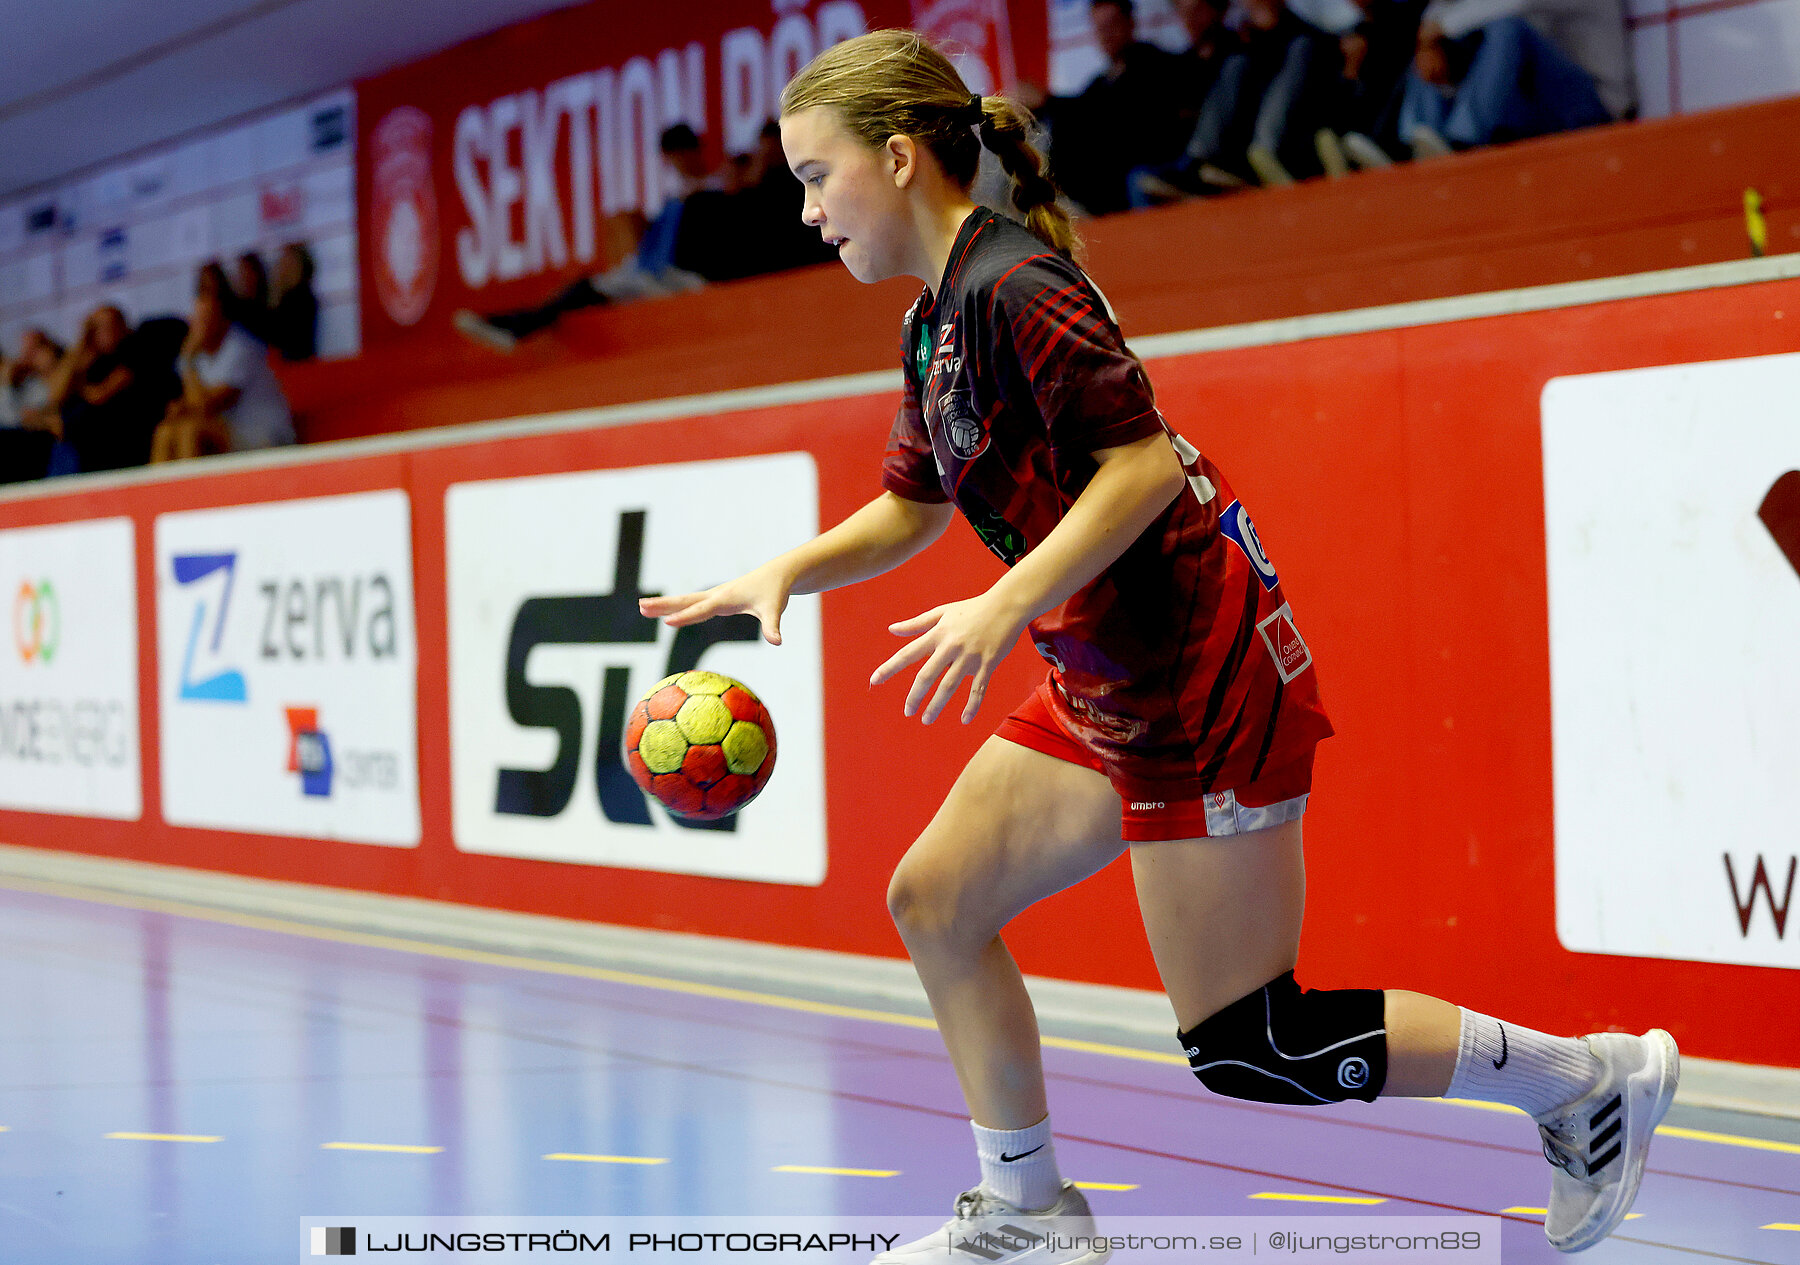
[988,260,1165,454]
[880,310,949,504]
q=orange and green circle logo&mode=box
[14,579,59,665]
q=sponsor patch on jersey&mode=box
[1218,500,1280,592]
[1256,603,1313,683]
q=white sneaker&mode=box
[1314,129,1350,179]
[1341,132,1393,169]
[452,309,517,353]
[873,1181,1109,1263]
[1246,145,1295,187]
[1409,125,1454,159]
[1533,1029,1679,1253]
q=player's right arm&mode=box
[638,490,953,645]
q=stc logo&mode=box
[497,510,759,833]
[285,706,332,797]
[13,579,58,665]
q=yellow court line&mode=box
[106,1132,221,1143]
[1437,1096,1526,1114]
[544,1153,668,1165]
[772,1165,900,1177]
[6,874,1795,1158]
[1764,1224,1800,1232]
[1655,1125,1800,1156]
[1251,1192,1386,1205]
[1504,1208,1640,1220]
[321,1142,443,1154]
[1074,1181,1139,1191]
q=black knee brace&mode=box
[1178,971,1387,1104]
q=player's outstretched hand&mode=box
[871,593,1028,725]
[639,564,791,645]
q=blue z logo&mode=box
[1218,501,1280,592]
[173,552,248,702]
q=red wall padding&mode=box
[5,269,1797,1066]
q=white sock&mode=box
[971,1116,1063,1211]
[1445,1009,1601,1118]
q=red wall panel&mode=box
[2,269,1795,1066]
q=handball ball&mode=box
[625,670,776,821]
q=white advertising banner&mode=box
[155,491,419,845]
[0,519,140,819]
[1543,353,1800,969]
[447,454,826,884]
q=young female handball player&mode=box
[639,31,1677,1261]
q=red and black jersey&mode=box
[882,207,1332,789]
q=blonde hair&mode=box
[779,30,1078,259]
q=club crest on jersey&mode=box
[938,387,986,459]
[1256,603,1313,683]
[1219,500,1280,591]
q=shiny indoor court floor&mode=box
[1,874,1797,1264]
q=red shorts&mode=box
[995,682,1314,843]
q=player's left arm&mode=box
[871,430,1185,724]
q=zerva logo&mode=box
[173,553,247,702]
[173,552,404,705]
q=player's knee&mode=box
[887,846,1000,952]
[885,858,960,948]
[1178,971,1387,1104]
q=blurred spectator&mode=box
[50,306,173,474]
[0,330,62,482]
[268,242,319,362]
[230,251,272,343]
[1132,0,1341,195]
[151,288,295,462]
[0,329,59,429]
[196,260,231,303]
[1313,0,1428,170]
[1171,0,1247,130]
[1399,0,1632,156]
[1030,0,1189,215]
[454,124,719,351]
[675,122,838,281]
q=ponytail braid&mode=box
[975,97,1078,260]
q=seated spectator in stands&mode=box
[0,330,64,480]
[151,289,294,462]
[1131,0,1341,195]
[674,121,838,281]
[1171,0,1246,130]
[1313,0,1428,171]
[196,259,232,306]
[49,306,171,474]
[1398,0,1632,157]
[454,124,721,351]
[229,251,272,343]
[1029,0,1189,215]
[0,329,60,430]
[268,242,319,361]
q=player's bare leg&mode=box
[883,734,1123,1257]
[887,737,1123,1131]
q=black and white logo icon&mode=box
[938,388,986,460]
[1336,1056,1370,1090]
